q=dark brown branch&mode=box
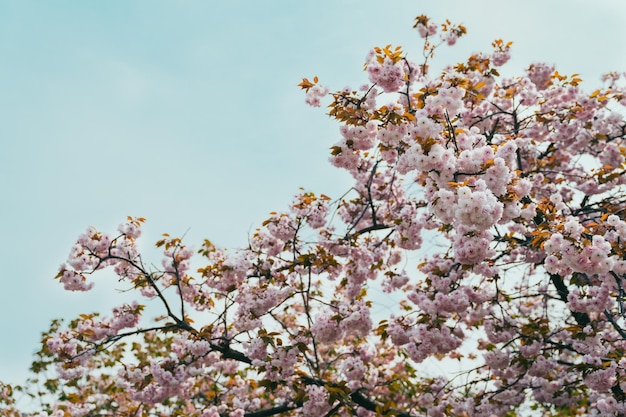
[549,274,590,327]
[344,161,381,240]
[243,403,301,417]
[209,342,253,365]
[300,376,416,417]
[351,223,391,237]
[604,310,626,339]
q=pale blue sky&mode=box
[1,0,625,387]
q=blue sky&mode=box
[1,0,625,387]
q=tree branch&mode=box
[242,403,301,417]
[549,274,590,327]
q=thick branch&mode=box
[243,403,301,417]
[209,342,253,365]
[300,376,415,417]
[549,274,590,327]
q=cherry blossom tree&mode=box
[4,14,626,416]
